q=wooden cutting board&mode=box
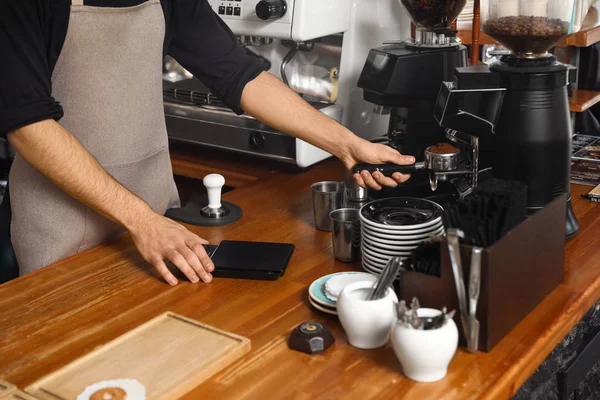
[25,312,250,400]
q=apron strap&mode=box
[72,0,84,5]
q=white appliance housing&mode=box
[200,0,408,168]
[206,0,351,41]
[337,0,410,141]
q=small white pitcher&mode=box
[337,281,398,349]
[391,308,459,383]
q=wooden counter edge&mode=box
[484,283,600,399]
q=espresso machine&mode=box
[163,0,353,168]
[354,0,478,204]
[435,0,579,238]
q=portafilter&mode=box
[353,143,460,177]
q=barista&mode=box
[0,0,414,285]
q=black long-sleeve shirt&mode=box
[0,0,267,137]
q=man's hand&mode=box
[129,212,214,286]
[240,72,416,191]
[8,120,213,286]
[341,138,415,190]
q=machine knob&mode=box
[256,0,287,21]
[250,131,266,150]
[203,173,225,210]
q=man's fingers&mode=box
[196,237,209,245]
[386,148,415,165]
[153,258,178,286]
[165,249,199,283]
[180,245,212,283]
[188,239,214,274]
[360,171,382,191]
[372,171,399,188]
[392,172,411,184]
[353,173,366,188]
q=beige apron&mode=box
[10,0,180,275]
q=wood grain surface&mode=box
[569,89,600,113]
[1,158,600,399]
[169,142,285,188]
[25,313,250,400]
[0,380,17,399]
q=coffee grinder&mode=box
[355,0,473,203]
[435,0,579,238]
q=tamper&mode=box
[201,174,229,218]
[165,173,243,227]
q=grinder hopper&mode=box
[483,0,576,58]
[397,0,468,32]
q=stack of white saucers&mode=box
[360,198,444,275]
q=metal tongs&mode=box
[447,228,481,352]
[368,257,403,300]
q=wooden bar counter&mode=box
[1,155,600,399]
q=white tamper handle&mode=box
[203,173,225,210]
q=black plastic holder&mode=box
[165,195,242,227]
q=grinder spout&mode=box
[434,66,506,136]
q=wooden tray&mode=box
[0,380,17,399]
[0,380,38,400]
[25,312,250,400]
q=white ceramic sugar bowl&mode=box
[337,280,398,349]
[391,308,459,383]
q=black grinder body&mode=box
[356,43,469,204]
[493,64,572,211]
[357,43,468,158]
[445,58,579,238]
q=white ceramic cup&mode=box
[337,281,398,349]
[391,308,459,383]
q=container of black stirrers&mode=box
[397,181,566,352]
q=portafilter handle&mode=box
[353,162,425,176]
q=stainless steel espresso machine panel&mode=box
[206,0,351,41]
[163,77,341,166]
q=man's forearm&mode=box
[240,71,360,165]
[7,119,152,231]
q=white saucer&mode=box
[361,241,412,257]
[361,236,424,252]
[360,250,397,267]
[308,271,376,307]
[362,261,402,279]
[361,231,443,247]
[309,297,337,315]
[361,226,445,242]
[360,198,444,231]
[362,258,385,272]
[361,218,443,235]
[361,246,394,261]
[360,214,443,233]
[361,241,417,257]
